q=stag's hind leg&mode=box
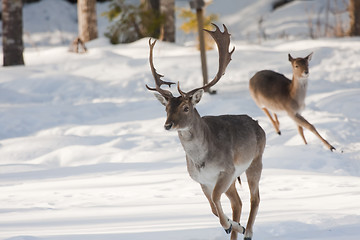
[244,155,263,240]
[262,108,281,135]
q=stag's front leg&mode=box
[212,171,244,235]
[226,181,245,240]
[201,184,218,217]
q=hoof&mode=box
[242,226,245,234]
[277,130,281,135]
[224,223,232,234]
[244,238,251,240]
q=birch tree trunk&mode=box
[2,0,24,66]
[348,0,360,36]
[78,0,98,42]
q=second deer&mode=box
[249,53,335,151]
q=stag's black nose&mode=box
[164,123,173,130]
[304,70,309,74]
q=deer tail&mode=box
[237,176,241,186]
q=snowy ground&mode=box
[1,0,360,240]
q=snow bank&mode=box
[0,1,359,240]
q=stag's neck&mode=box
[177,110,209,165]
[290,75,308,106]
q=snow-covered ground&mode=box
[1,0,360,240]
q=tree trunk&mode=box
[348,0,360,36]
[160,0,175,42]
[2,0,24,66]
[77,0,98,42]
[145,0,160,11]
[142,0,161,37]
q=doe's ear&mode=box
[305,52,313,62]
[191,89,204,105]
[288,53,294,62]
[154,93,168,106]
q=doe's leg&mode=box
[262,108,281,135]
[274,113,280,130]
[290,113,335,151]
[297,125,307,144]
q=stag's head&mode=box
[146,24,234,131]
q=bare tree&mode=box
[77,0,98,42]
[2,0,24,66]
[348,0,360,36]
[160,0,175,42]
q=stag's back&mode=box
[202,114,266,164]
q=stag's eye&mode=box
[184,106,189,112]
[295,65,299,68]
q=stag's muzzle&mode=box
[164,122,173,130]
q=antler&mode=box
[146,38,176,98]
[179,23,235,98]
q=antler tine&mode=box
[177,81,186,98]
[184,23,235,97]
[146,38,175,98]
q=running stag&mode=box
[146,24,266,240]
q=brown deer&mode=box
[249,53,335,151]
[146,24,266,240]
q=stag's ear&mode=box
[191,89,204,105]
[154,93,168,106]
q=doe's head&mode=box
[288,52,313,78]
